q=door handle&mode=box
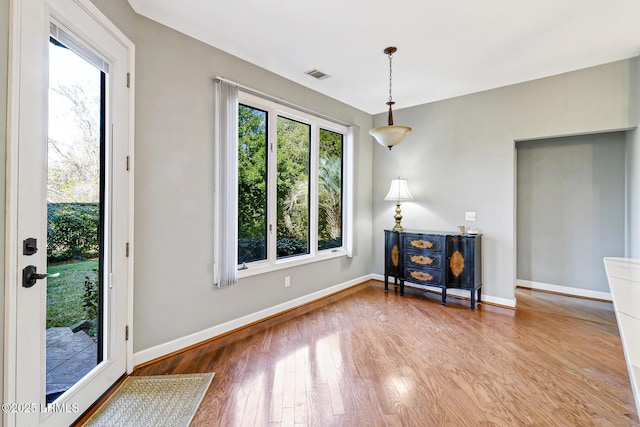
[22,265,60,288]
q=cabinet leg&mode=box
[384,274,389,291]
[477,286,482,303]
[400,280,405,296]
[441,288,447,306]
[394,276,398,290]
[470,289,476,309]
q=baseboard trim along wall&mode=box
[133,274,375,367]
[516,279,612,301]
[371,274,517,308]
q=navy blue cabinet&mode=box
[384,230,482,309]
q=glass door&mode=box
[8,1,133,425]
[45,34,105,404]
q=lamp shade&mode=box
[384,178,413,202]
[369,125,412,149]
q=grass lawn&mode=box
[46,259,98,329]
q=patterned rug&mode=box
[82,373,214,427]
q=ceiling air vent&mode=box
[305,69,329,80]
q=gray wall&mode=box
[372,60,635,304]
[89,0,374,353]
[0,0,8,418]
[516,133,626,292]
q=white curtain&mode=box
[213,79,239,288]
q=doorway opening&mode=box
[515,132,626,298]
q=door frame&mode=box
[4,0,135,425]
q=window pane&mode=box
[238,104,268,263]
[277,116,310,258]
[318,129,343,250]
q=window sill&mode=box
[237,249,347,279]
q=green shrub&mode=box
[239,237,338,261]
[277,237,308,258]
[83,269,99,336]
[47,203,99,262]
[238,237,266,264]
[318,237,342,251]
[83,269,99,321]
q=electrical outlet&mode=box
[465,211,476,221]
[285,276,291,288]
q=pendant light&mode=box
[369,46,412,150]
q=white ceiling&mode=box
[128,0,640,115]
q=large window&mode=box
[237,92,348,270]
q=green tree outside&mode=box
[238,104,268,262]
[237,106,344,262]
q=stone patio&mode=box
[46,327,97,401]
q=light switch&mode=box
[465,211,476,221]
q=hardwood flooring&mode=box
[133,281,638,426]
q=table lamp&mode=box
[384,178,413,231]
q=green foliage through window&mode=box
[277,116,310,258]
[238,104,267,263]
[318,129,343,250]
[237,93,347,265]
[47,203,99,262]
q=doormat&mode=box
[82,373,214,427]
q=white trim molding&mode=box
[516,279,612,301]
[133,274,375,367]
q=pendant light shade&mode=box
[370,46,412,150]
[369,125,412,149]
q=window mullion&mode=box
[310,124,319,256]
[267,109,278,263]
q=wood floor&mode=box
[133,281,638,426]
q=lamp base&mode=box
[392,202,404,232]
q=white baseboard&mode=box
[133,274,375,367]
[516,279,612,301]
[371,274,516,308]
[481,293,517,308]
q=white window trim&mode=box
[238,249,347,278]
[236,90,354,277]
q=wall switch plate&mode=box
[285,276,291,287]
[465,211,476,221]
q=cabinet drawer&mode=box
[402,234,444,252]
[403,249,443,269]
[404,266,443,285]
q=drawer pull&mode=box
[410,255,433,265]
[410,239,434,249]
[410,271,433,281]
